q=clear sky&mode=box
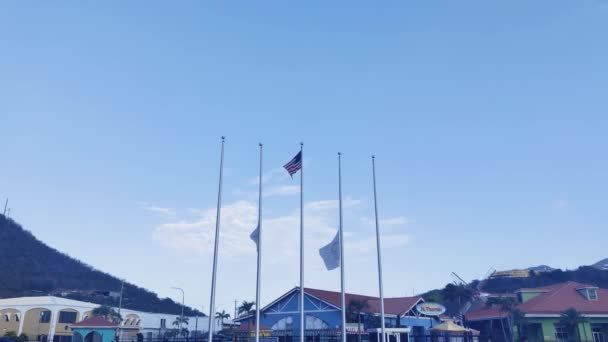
[1,1,607,316]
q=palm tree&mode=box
[238,301,255,317]
[92,305,122,324]
[559,308,585,342]
[173,316,190,327]
[216,310,231,328]
[172,316,189,337]
[347,299,369,342]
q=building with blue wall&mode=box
[235,287,436,340]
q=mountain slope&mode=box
[0,214,202,316]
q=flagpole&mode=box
[299,142,305,342]
[255,143,263,342]
[372,155,386,342]
[208,137,225,342]
[338,153,347,342]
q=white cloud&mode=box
[139,202,177,218]
[151,198,408,266]
[152,200,257,256]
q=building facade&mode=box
[466,282,608,342]
[0,296,218,342]
[234,287,435,341]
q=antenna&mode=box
[450,272,467,286]
[3,198,7,216]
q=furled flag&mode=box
[319,231,340,270]
[250,223,260,250]
[283,151,302,178]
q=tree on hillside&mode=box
[559,308,585,342]
[237,301,255,317]
[346,300,369,342]
[92,305,122,324]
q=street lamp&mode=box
[171,287,185,337]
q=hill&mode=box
[0,214,203,316]
[527,265,556,273]
[592,258,608,271]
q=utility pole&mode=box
[118,280,125,341]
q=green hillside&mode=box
[0,214,203,316]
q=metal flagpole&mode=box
[255,143,263,342]
[372,156,386,342]
[338,153,347,342]
[299,142,305,342]
[208,137,226,342]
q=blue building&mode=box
[235,287,436,341]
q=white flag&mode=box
[250,223,260,250]
[319,231,340,270]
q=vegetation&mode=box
[346,299,369,342]
[0,215,203,316]
[559,308,585,342]
[237,301,255,317]
[483,267,608,294]
[172,316,189,327]
[420,283,473,316]
[216,310,231,325]
[92,305,122,324]
[2,332,29,342]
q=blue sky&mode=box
[1,1,607,316]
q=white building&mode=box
[0,296,220,342]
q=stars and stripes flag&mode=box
[283,151,302,177]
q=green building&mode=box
[466,281,608,342]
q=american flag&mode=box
[284,151,302,177]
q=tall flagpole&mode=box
[208,137,225,342]
[299,142,305,342]
[255,143,263,342]
[338,153,347,342]
[372,155,386,342]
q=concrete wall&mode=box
[22,308,52,338]
[54,309,80,337]
[0,308,21,335]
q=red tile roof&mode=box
[72,316,118,328]
[304,288,423,316]
[465,306,506,321]
[466,281,608,321]
[519,281,608,315]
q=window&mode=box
[160,318,166,328]
[555,326,569,342]
[589,289,599,301]
[39,311,52,323]
[3,314,9,322]
[305,316,329,330]
[271,316,293,330]
[14,314,20,322]
[59,311,77,324]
